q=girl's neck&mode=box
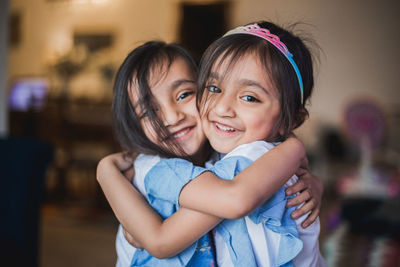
[189,141,212,166]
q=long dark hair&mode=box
[112,41,199,158]
[197,21,316,141]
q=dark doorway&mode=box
[179,2,230,63]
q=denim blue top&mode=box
[138,142,302,267]
[129,159,215,267]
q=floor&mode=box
[38,183,400,267]
[40,203,119,267]
[38,200,400,267]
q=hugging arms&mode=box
[98,137,322,257]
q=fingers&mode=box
[295,167,308,177]
[123,151,136,162]
[285,166,324,229]
[301,208,320,228]
[123,167,135,182]
[286,188,311,207]
[112,152,135,172]
[290,198,317,220]
[285,179,306,196]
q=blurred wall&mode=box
[9,0,180,76]
[0,0,9,136]
[6,0,400,140]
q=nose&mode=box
[161,103,185,127]
[213,93,235,117]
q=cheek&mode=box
[199,94,215,117]
[259,106,281,137]
[200,120,209,140]
[244,109,266,125]
[183,98,200,117]
[141,120,159,145]
[246,106,280,136]
[200,111,212,136]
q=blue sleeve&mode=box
[213,155,302,266]
[209,156,253,181]
[144,158,209,207]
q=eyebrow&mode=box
[169,79,196,90]
[208,72,271,95]
[207,71,221,81]
[239,79,270,94]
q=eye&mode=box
[177,91,194,101]
[140,110,149,119]
[140,108,159,119]
[241,95,260,102]
[206,85,221,93]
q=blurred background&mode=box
[0,0,399,266]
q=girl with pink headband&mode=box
[98,21,325,267]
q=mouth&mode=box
[171,126,194,140]
[214,122,238,133]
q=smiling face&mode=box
[200,52,281,154]
[129,57,206,160]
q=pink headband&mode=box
[224,23,304,104]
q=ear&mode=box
[294,108,309,129]
[127,81,138,105]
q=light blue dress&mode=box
[129,161,216,267]
[143,141,303,267]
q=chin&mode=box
[210,143,231,154]
[181,144,199,156]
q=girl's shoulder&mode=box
[134,154,162,170]
[133,154,163,195]
[223,140,277,162]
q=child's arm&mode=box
[97,154,222,258]
[97,137,309,258]
[177,136,306,219]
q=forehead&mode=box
[211,50,261,75]
[129,57,195,105]
[210,52,263,79]
[209,51,278,96]
[149,57,195,91]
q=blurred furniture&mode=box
[323,196,400,267]
[0,138,53,267]
[9,97,119,204]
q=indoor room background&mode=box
[0,0,399,266]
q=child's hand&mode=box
[122,166,135,183]
[113,152,136,172]
[120,152,136,182]
[96,152,136,183]
[285,169,323,228]
[123,227,144,250]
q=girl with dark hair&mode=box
[98,32,324,267]
[111,40,205,161]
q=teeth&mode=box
[216,123,235,132]
[173,128,189,138]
